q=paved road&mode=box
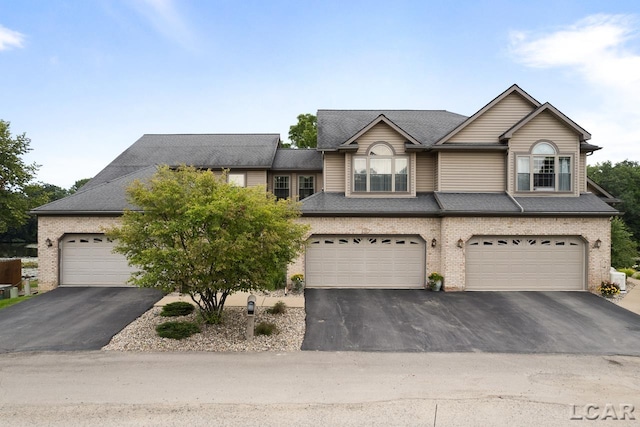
[0,351,638,426]
[303,289,640,354]
[0,287,162,352]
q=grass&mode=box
[0,295,34,310]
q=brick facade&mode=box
[291,215,611,292]
[37,216,122,290]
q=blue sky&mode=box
[1,0,639,188]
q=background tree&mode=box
[610,217,638,268]
[588,160,640,241]
[106,166,309,323]
[0,120,38,233]
[69,178,91,194]
[288,113,317,148]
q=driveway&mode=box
[302,289,640,355]
[0,287,162,353]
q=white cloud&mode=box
[130,0,197,51]
[509,14,640,163]
[0,24,25,51]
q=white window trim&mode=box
[298,175,315,199]
[352,142,409,194]
[228,173,246,187]
[274,175,290,199]
[516,141,573,193]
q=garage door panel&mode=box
[61,234,136,286]
[466,236,585,291]
[306,235,425,288]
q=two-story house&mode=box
[34,84,617,291]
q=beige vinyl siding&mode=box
[508,110,581,196]
[324,152,345,192]
[447,92,535,143]
[247,170,267,187]
[355,122,408,154]
[416,154,436,191]
[439,152,505,192]
[579,153,586,193]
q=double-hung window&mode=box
[274,176,290,199]
[298,176,314,200]
[353,143,409,193]
[516,142,571,192]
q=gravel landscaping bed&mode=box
[103,304,305,352]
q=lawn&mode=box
[0,295,34,310]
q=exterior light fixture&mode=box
[431,238,437,247]
[594,239,602,249]
[457,238,464,248]
[45,238,53,247]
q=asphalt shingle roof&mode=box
[84,134,280,190]
[33,166,157,213]
[301,192,441,216]
[435,192,521,213]
[317,110,468,150]
[514,193,619,214]
[300,191,618,216]
[272,149,322,170]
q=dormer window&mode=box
[353,143,408,193]
[517,141,571,192]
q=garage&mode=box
[305,235,425,288]
[60,234,136,286]
[465,236,585,291]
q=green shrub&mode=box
[156,321,200,339]
[255,322,278,336]
[633,272,640,280]
[22,261,38,269]
[160,301,195,317]
[617,268,636,277]
[266,301,286,315]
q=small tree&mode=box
[288,113,317,148]
[611,217,638,268]
[105,166,309,323]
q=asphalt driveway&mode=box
[302,289,640,355]
[0,287,162,353]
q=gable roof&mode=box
[272,149,322,170]
[500,103,591,142]
[317,110,467,150]
[435,84,541,145]
[84,134,280,190]
[340,114,423,149]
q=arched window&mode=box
[353,143,408,193]
[517,141,571,192]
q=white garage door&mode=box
[466,236,585,291]
[305,235,425,288]
[60,234,136,286]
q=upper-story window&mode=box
[228,173,246,187]
[298,176,314,200]
[353,143,408,193]
[274,176,290,199]
[516,141,571,192]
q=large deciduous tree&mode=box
[0,120,38,233]
[105,166,309,323]
[588,160,640,241]
[288,113,317,148]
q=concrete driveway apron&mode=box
[302,289,640,355]
[0,287,162,353]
